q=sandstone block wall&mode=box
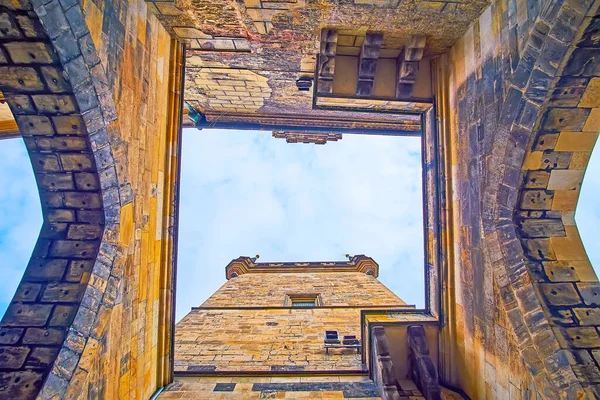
[202,272,406,308]
[175,308,366,373]
[161,375,386,400]
[77,0,181,396]
[175,272,408,374]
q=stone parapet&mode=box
[225,255,380,279]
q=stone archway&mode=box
[0,0,184,396]
[0,3,105,398]
[433,0,600,395]
[0,0,136,397]
[491,3,600,397]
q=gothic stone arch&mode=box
[0,0,131,398]
[489,0,600,397]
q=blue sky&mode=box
[0,138,43,315]
[577,143,600,272]
[0,131,599,322]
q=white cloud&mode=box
[177,129,425,320]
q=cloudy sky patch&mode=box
[176,129,425,321]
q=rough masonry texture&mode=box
[1,0,600,396]
[163,258,447,399]
[0,5,104,397]
[0,0,183,397]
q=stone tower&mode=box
[166,256,439,398]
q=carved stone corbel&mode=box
[407,325,441,400]
[317,29,338,94]
[372,326,403,400]
[357,32,383,96]
[396,35,426,98]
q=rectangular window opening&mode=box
[292,301,315,307]
[286,293,322,307]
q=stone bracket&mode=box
[407,325,441,400]
[357,32,383,96]
[317,29,338,94]
[396,35,426,98]
[272,130,341,144]
[371,326,403,400]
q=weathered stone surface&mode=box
[0,371,44,398]
[543,261,579,282]
[0,346,30,369]
[577,283,600,306]
[573,308,600,326]
[520,219,566,238]
[0,328,24,345]
[22,327,65,345]
[2,304,53,327]
[523,238,556,260]
[25,347,60,369]
[540,283,582,306]
[525,170,551,188]
[566,327,600,348]
[521,190,553,210]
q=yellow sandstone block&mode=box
[571,260,598,282]
[550,226,589,261]
[137,15,147,45]
[579,78,600,108]
[120,202,134,245]
[85,1,103,50]
[583,108,600,132]
[522,151,543,170]
[78,337,101,371]
[552,190,579,211]
[555,131,599,152]
[570,152,592,169]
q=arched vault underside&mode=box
[497,5,600,398]
[436,0,600,396]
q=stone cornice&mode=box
[225,255,379,279]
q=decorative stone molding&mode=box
[407,325,441,400]
[371,326,403,400]
[225,255,380,279]
[272,130,342,144]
